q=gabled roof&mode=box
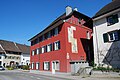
[0,47,4,53]
[0,40,30,53]
[93,0,120,18]
[16,43,30,53]
[29,11,92,41]
[0,40,21,52]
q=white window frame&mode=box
[87,31,90,39]
[108,31,119,41]
[36,48,39,54]
[44,61,50,70]
[41,46,45,53]
[54,41,60,50]
[31,62,34,69]
[36,62,39,70]
[32,50,35,56]
[52,60,60,70]
[47,43,52,52]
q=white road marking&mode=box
[30,76,34,77]
[37,78,41,79]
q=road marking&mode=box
[37,78,41,79]
[30,76,34,77]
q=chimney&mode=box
[66,6,72,16]
[74,8,78,11]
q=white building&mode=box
[16,43,30,66]
[0,40,30,67]
[93,0,120,68]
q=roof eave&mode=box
[93,8,120,21]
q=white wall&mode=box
[0,55,4,66]
[93,11,120,68]
[21,53,30,65]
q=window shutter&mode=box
[103,33,109,43]
[113,14,119,23]
[43,62,44,70]
[48,62,50,70]
[53,43,55,51]
[58,41,60,49]
[39,48,41,54]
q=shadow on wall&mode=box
[80,38,94,66]
[102,41,120,69]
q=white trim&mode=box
[0,44,6,54]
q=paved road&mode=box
[0,70,71,80]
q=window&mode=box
[32,50,35,56]
[31,62,34,69]
[36,48,39,54]
[54,27,58,36]
[46,32,51,39]
[109,31,119,41]
[39,47,42,54]
[41,46,46,53]
[86,31,90,39]
[54,41,60,50]
[42,35,45,41]
[47,43,52,52]
[107,14,119,26]
[103,30,120,42]
[52,61,60,70]
[43,62,50,70]
[36,62,39,70]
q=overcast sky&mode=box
[0,0,112,45]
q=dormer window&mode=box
[107,14,119,26]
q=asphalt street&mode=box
[0,70,72,80]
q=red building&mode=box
[29,6,93,73]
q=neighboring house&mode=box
[93,0,120,68]
[17,43,30,66]
[0,47,4,66]
[0,40,30,67]
[29,6,93,72]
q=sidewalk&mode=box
[29,70,120,80]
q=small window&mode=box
[108,31,119,41]
[107,14,119,26]
[54,41,60,50]
[42,35,45,41]
[41,46,46,53]
[103,30,120,42]
[54,27,58,36]
[36,48,39,54]
[31,62,34,69]
[86,31,90,39]
[47,43,52,52]
[47,32,51,39]
[32,50,35,56]
[36,62,40,70]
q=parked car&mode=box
[0,66,5,71]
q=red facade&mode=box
[29,10,93,72]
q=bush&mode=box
[22,65,29,70]
[7,67,14,70]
